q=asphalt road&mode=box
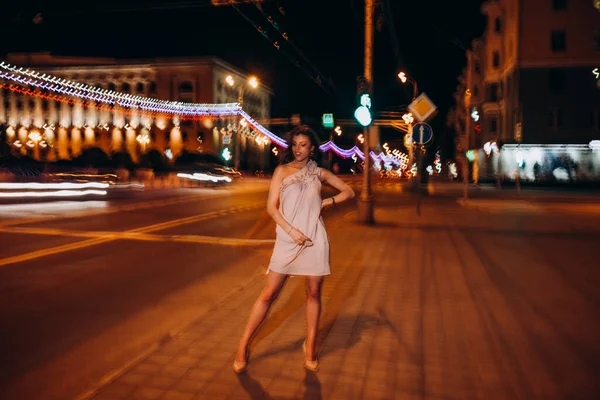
[0,183,278,400]
[1,179,599,400]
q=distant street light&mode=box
[397,71,418,100]
[248,76,259,89]
[223,75,260,169]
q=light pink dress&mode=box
[267,160,330,276]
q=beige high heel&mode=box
[303,340,319,372]
[233,348,249,373]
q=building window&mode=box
[493,51,500,68]
[552,0,567,10]
[549,69,566,91]
[551,30,566,52]
[148,81,157,94]
[108,82,117,92]
[490,118,498,133]
[474,61,481,74]
[494,17,502,33]
[121,82,131,93]
[473,85,479,97]
[179,81,194,93]
[594,29,600,51]
[548,108,563,129]
[135,82,145,94]
[488,83,499,102]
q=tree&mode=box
[139,149,169,172]
[112,151,135,170]
[73,147,111,168]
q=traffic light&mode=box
[354,76,372,127]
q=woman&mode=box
[234,125,355,373]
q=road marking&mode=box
[0,203,267,268]
[0,226,275,247]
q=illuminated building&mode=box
[452,0,600,182]
[0,52,272,169]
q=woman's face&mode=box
[291,134,314,163]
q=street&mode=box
[1,180,600,399]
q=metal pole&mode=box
[462,153,469,201]
[412,80,418,101]
[515,144,521,194]
[357,0,375,223]
[329,130,333,170]
[234,86,243,170]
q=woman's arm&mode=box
[320,169,355,208]
[266,166,311,245]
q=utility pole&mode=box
[357,0,375,223]
[234,85,244,170]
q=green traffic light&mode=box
[354,94,372,127]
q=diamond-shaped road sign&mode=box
[408,93,437,122]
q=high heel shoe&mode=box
[233,348,249,373]
[302,340,319,372]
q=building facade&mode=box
[0,52,272,169]
[454,0,600,182]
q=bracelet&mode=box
[286,226,294,234]
[331,197,336,206]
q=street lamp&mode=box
[136,133,150,153]
[248,76,259,89]
[225,75,259,105]
[225,75,260,169]
[397,71,419,100]
[26,130,46,160]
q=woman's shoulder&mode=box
[274,163,294,175]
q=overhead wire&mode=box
[252,2,335,93]
[231,3,334,95]
[380,0,411,101]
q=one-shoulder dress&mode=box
[267,160,330,276]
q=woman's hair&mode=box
[280,125,322,164]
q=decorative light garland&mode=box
[0,62,240,116]
[0,61,398,161]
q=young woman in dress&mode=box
[234,125,355,373]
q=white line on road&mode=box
[0,202,268,268]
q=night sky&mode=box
[1,0,486,157]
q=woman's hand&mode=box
[288,227,312,246]
[321,197,334,210]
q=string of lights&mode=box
[1,61,395,163]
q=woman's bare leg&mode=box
[305,275,324,361]
[235,271,288,362]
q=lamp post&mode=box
[225,75,259,170]
[26,130,46,160]
[356,0,375,224]
[398,72,419,101]
[402,112,414,172]
[328,125,342,169]
[398,72,421,189]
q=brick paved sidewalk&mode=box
[83,201,600,400]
